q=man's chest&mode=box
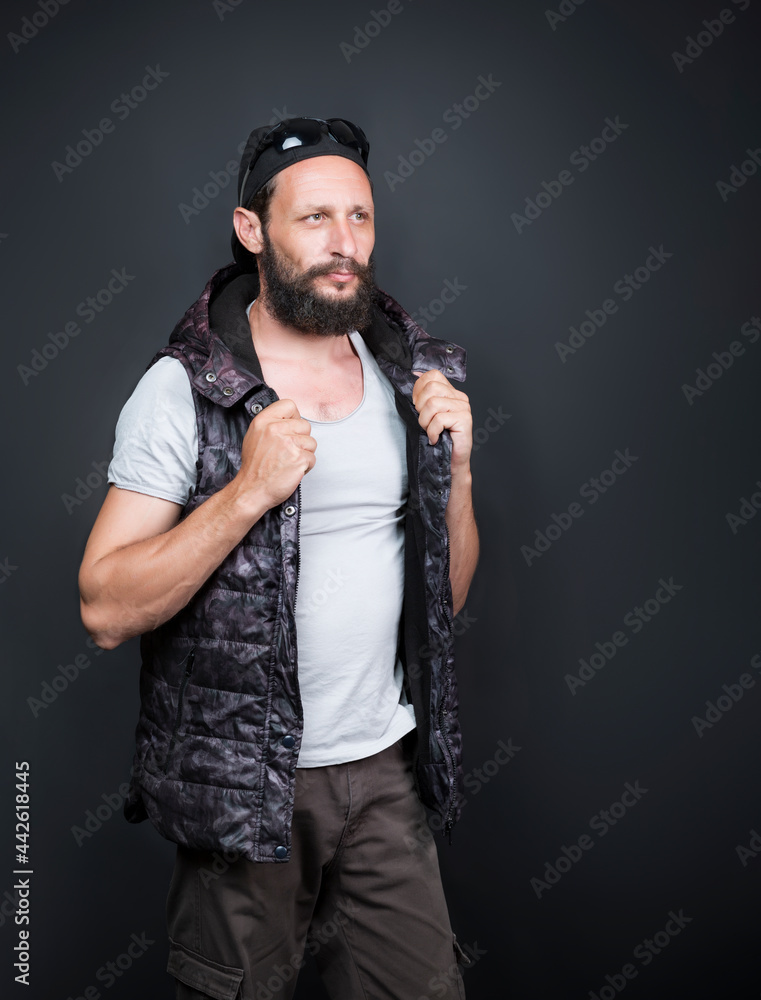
[260,355,364,422]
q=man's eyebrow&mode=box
[296,203,374,214]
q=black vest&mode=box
[124,263,467,862]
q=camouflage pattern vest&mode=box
[124,262,467,862]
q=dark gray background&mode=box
[2,0,760,996]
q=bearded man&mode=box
[79,116,478,1000]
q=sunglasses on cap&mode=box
[238,117,370,206]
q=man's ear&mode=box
[233,206,264,255]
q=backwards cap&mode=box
[231,118,371,270]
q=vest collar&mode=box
[179,263,466,406]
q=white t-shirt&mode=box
[108,324,416,766]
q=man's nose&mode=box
[327,217,359,259]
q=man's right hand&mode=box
[233,399,317,512]
[78,398,316,650]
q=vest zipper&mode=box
[439,686,456,844]
[440,512,457,844]
[293,483,302,611]
[380,368,458,839]
[165,645,196,769]
[440,526,454,635]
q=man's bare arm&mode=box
[79,399,316,649]
[445,467,479,616]
[79,486,266,649]
[411,368,479,615]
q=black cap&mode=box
[231,118,371,271]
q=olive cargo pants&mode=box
[166,733,468,999]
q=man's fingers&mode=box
[417,396,469,428]
[413,377,466,413]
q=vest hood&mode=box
[153,262,466,408]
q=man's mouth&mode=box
[324,270,356,283]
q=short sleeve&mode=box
[108,356,198,506]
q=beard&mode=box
[256,230,376,336]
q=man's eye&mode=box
[308,213,323,221]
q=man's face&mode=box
[255,156,376,336]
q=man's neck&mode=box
[248,296,356,367]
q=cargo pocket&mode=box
[168,938,244,1000]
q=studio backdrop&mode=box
[2,0,760,997]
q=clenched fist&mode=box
[233,398,317,512]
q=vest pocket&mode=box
[163,645,196,773]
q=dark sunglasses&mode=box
[238,117,370,205]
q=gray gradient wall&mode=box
[2,0,760,997]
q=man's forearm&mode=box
[79,486,269,650]
[446,464,479,616]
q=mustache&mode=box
[303,258,369,279]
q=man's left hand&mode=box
[412,369,473,471]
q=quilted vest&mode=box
[124,262,467,862]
